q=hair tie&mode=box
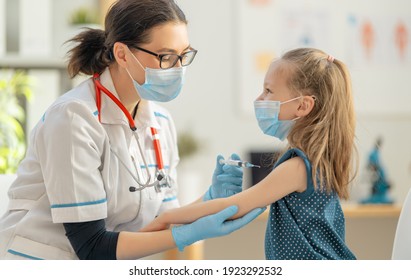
[327,55,335,63]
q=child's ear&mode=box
[296,95,315,117]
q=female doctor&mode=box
[0,0,264,260]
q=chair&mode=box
[392,187,411,259]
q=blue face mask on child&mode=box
[254,96,301,141]
[126,51,186,102]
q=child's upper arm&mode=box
[227,156,308,218]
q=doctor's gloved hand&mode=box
[171,205,266,251]
[204,154,243,201]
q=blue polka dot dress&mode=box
[265,148,356,260]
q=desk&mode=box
[341,204,402,218]
[342,204,401,260]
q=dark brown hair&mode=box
[66,0,187,78]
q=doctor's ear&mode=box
[112,42,128,67]
[296,95,315,117]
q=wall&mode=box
[2,0,100,135]
[4,0,98,57]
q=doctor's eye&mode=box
[159,54,179,69]
[161,54,173,62]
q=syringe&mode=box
[219,159,261,168]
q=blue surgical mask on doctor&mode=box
[126,48,186,102]
[254,96,301,141]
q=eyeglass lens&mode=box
[160,51,197,69]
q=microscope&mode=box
[361,137,393,204]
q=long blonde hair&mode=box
[282,48,357,199]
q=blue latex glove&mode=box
[204,153,243,201]
[171,205,266,251]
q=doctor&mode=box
[0,0,264,260]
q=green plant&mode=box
[69,7,99,25]
[177,131,200,160]
[0,70,32,174]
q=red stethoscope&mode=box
[93,73,169,192]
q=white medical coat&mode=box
[0,68,180,259]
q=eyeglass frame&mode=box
[130,46,198,69]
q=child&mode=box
[141,48,357,260]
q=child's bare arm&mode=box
[139,199,229,232]
[142,156,308,232]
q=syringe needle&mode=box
[219,159,260,168]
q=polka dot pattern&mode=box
[264,148,356,260]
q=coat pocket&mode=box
[5,235,75,260]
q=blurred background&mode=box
[0,0,410,260]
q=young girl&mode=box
[141,47,357,260]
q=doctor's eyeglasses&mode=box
[132,46,198,69]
